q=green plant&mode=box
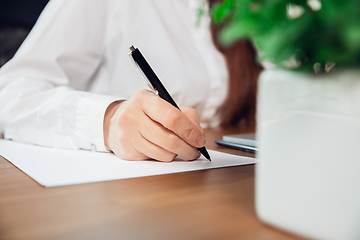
[211,0,360,73]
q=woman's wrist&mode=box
[103,100,124,150]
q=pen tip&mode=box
[209,158,211,162]
[129,45,135,51]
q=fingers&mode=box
[113,132,177,162]
[108,109,177,162]
[139,91,206,148]
[104,90,205,162]
[138,116,200,160]
[133,135,177,162]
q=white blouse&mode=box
[0,0,228,152]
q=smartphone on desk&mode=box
[215,133,258,153]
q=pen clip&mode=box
[128,51,158,95]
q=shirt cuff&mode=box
[76,92,124,152]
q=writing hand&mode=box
[103,90,206,162]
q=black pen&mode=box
[128,45,211,161]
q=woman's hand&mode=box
[103,90,206,162]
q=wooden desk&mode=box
[0,127,305,240]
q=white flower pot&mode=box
[255,70,360,240]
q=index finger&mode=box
[140,91,206,148]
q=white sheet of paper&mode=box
[0,140,255,187]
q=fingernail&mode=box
[197,136,206,147]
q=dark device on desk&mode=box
[215,133,258,153]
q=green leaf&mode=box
[211,0,234,24]
[219,19,254,45]
[210,0,360,72]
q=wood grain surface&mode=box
[0,126,306,240]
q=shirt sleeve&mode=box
[0,0,121,152]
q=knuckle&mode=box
[184,125,199,141]
[134,89,155,111]
[116,112,130,125]
[134,89,153,103]
[117,107,139,126]
[134,89,147,98]
[186,107,198,116]
[132,91,145,105]
[164,133,180,149]
[164,107,182,127]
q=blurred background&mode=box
[0,0,49,67]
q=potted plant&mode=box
[211,1,360,239]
